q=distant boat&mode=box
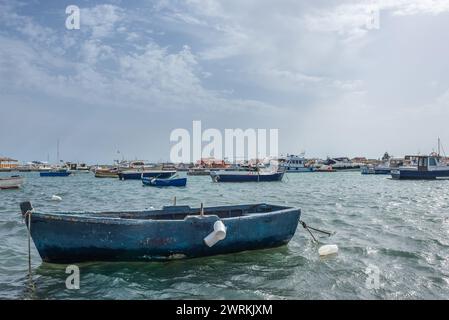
[0,176,24,189]
[323,157,361,171]
[210,169,285,182]
[142,176,187,187]
[40,169,71,177]
[19,201,301,263]
[119,170,176,180]
[361,164,391,175]
[94,167,119,178]
[391,155,449,180]
[278,154,314,172]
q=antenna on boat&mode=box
[200,202,204,216]
[173,196,176,206]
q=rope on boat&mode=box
[299,220,333,243]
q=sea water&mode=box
[1,171,448,299]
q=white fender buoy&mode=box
[51,195,62,201]
[204,220,227,247]
[319,244,338,256]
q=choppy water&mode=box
[1,171,449,299]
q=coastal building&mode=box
[0,157,18,171]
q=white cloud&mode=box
[81,4,124,38]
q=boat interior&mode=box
[94,203,290,220]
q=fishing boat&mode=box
[94,167,119,178]
[278,154,314,172]
[19,201,301,263]
[0,176,24,189]
[40,169,71,177]
[142,176,187,187]
[391,155,449,180]
[210,169,285,182]
[119,170,176,180]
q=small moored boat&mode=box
[94,167,119,178]
[210,170,285,182]
[19,202,301,263]
[0,176,24,189]
[142,176,187,187]
[40,169,71,177]
[119,170,176,180]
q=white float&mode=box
[51,195,62,201]
[204,220,227,247]
[318,244,338,256]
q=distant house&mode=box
[0,157,19,169]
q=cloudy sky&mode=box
[1,0,449,163]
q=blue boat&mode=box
[40,170,72,177]
[118,170,176,180]
[19,202,301,263]
[391,155,449,180]
[142,176,187,187]
[210,170,284,182]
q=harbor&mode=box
[1,0,449,305]
[1,149,449,299]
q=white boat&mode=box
[0,176,24,189]
[323,157,362,171]
[278,154,314,172]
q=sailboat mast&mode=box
[438,137,441,157]
[57,139,60,164]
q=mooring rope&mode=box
[299,220,333,243]
[23,210,35,293]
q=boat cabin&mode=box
[417,156,440,171]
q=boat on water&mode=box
[142,176,187,187]
[210,169,285,182]
[66,162,90,173]
[361,164,391,175]
[0,176,24,189]
[391,155,449,180]
[94,167,119,178]
[278,154,314,172]
[40,169,72,177]
[19,201,301,263]
[323,157,362,171]
[119,170,176,180]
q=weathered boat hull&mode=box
[210,171,285,182]
[39,171,72,177]
[23,204,300,263]
[119,171,176,180]
[142,177,187,187]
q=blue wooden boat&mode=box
[40,170,71,177]
[142,176,187,187]
[391,155,449,180]
[118,170,176,180]
[210,170,284,182]
[19,202,300,263]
